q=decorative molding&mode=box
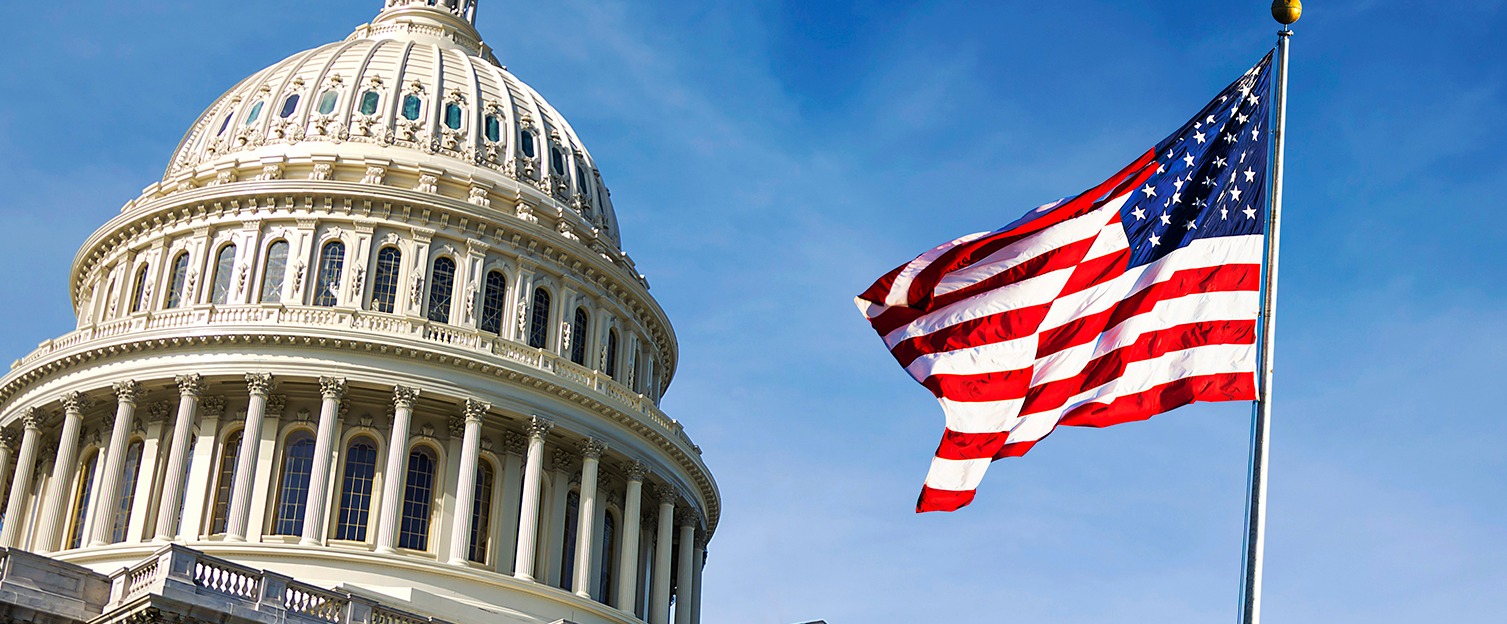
[550,450,576,472]
[146,400,172,423]
[501,431,526,456]
[201,396,227,418]
[266,394,287,415]
[623,460,648,482]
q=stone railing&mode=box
[14,304,699,453]
[104,544,452,624]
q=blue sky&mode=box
[2,1,1505,622]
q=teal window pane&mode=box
[245,101,264,125]
[316,90,338,115]
[401,95,422,121]
[279,94,300,118]
[484,115,500,142]
[359,91,380,116]
[444,103,462,130]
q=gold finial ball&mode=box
[1271,0,1302,25]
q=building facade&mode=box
[0,2,717,623]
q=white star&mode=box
[1148,234,1161,246]
[1224,133,1237,143]
[1248,94,1260,106]
[1195,121,1203,129]
[1157,164,1167,174]
[1202,176,1215,187]
[1229,187,1243,201]
[1243,168,1257,183]
[1215,156,1227,168]
[1131,206,1146,220]
[1230,170,1239,184]
[1221,207,1229,220]
[1159,212,1172,226]
[1243,206,1258,219]
[1207,114,1217,124]
[1240,151,1248,163]
[1141,184,1157,198]
[1183,154,1195,168]
[1251,128,1261,140]
[1174,178,1186,191]
[1166,149,1175,160]
[1219,95,1228,103]
[1172,192,1183,205]
[1194,131,1207,144]
[1237,113,1249,124]
[1185,220,1197,230]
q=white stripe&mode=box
[882,267,1071,349]
[1032,290,1258,385]
[923,456,991,491]
[903,333,1037,380]
[883,231,993,307]
[1040,234,1264,330]
[1004,343,1256,445]
[938,397,1026,435]
[933,200,1123,297]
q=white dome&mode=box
[166,0,623,247]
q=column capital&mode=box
[551,450,576,472]
[267,394,287,415]
[675,507,699,528]
[392,385,420,409]
[113,380,143,405]
[61,392,91,414]
[463,398,491,423]
[653,483,679,507]
[176,373,206,398]
[578,438,607,460]
[623,460,649,482]
[525,416,554,440]
[502,431,527,456]
[245,372,274,396]
[202,396,227,418]
[146,401,173,424]
[318,377,347,400]
[0,428,17,451]
[694,533,709,550]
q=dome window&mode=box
[279,94,300,119]
[484,115,501,142]
[520,131,536,158]
[401,94,423,121]
[316,90,339,115]
[443,103,463,130]
[245,101,265,126]
[550,147,566,176]
[359,90,381,116]
[217,111,235,136]
[575,160,590,195]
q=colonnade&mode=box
[0,372,708,624]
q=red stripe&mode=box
[858,263,908,307]
[917,485,977,513]
[889,304,1051,369]
[1022,320,1256,415]
[868,305,928,337]
[1059,247,1131,298]
[1037,264,1260,359]
[901,151,1156,309]
[919,237,1097,314]
[921,367,1032,402]
[932,370,1254,462]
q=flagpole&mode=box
[1239,3,1298,624]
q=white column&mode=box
[0,410,43,548]
[572,438,607,598]
[497,432,526,572]
[544,449,574,586]
[513,417,552,581]
[447,399,489,565]
[300,377,345,545]
[674,511,697,624]
[225,373,272,542]
[89,380,142,547]
[374,385,418,554]
[614,461,647,612]
[0,431,16,540]
[154,375,204,541]
[650,486,677,624]
[36,393,88,552]
[178,396,225,540]
[690,537,706,624]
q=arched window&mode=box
[520,131,536,158]
[313,240,345,307]
[560,490,580,591]
[129,264,150,313]
[165,252,190,308]
[66,451,98,549]
[570,308,589,365]
[467,461,495,563]
[398,446,438,551]
[316,90,339,115]
[528,288,551,349]
[484,115,501,142]
[110,440,144,543]
[334,437,379,541]
[479,271,507,334]
[279,94,300,118]
[598,511,617,602]
[426,257,456,324]
[208,431,241,534]
[550,146,566,176]
[272,432,317,536]
[245,101,265,126]
[401,94,423,121]
[371,247,402,314]
[575,160,590,195]
[211,244,237,305]
[260,241,289,303]
[443,103,463,130]
[605,329,619,379]
[359,91,381,116]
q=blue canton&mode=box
[1120,52,1274,268]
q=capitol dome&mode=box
[0,2,716,624]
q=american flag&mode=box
[857,52,1275,513]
